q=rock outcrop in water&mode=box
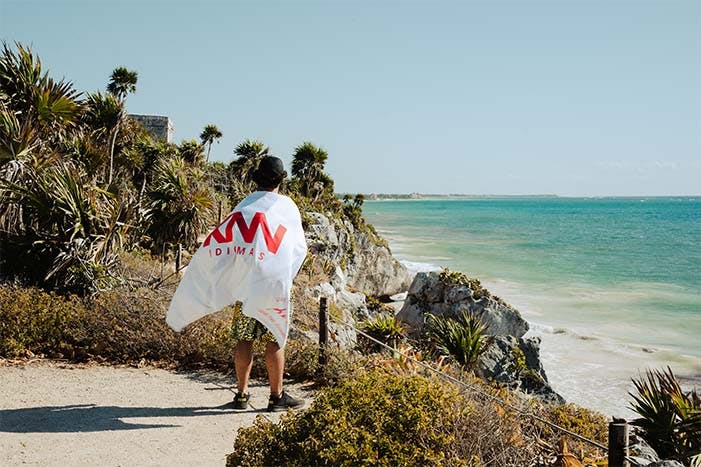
[397,270,563,402]
[304,215,563,403]
[397,270,528,336]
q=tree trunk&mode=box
[108,121,120,184]
[137,176,147,213]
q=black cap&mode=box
[253,156,287,188]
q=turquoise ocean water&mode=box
[363,197,701,416]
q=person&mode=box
[229,156,305,412]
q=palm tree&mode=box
[107,67,138,101]
[105,66,137,184]
[226,139,270,205]
[199,124,222,162]
[229,139,269,185]
[353,193,365,208]
[0,159,125,292]
[291,141,329,199]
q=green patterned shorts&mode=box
[230,301,275,343]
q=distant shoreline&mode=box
[351,194,699,201]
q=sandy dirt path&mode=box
[0,361,311,467]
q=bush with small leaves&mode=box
[227,369,472,466]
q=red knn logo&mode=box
[202,211,287,254]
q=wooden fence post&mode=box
[318,297,328,374]
[608,420,629,467]
[175,243,182,272]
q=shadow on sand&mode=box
[0,403,240,433]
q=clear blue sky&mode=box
[2,0,699,196]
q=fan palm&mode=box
[107,67,138,101]
[146,156,213,251]
[178,139,205,166]
[0,42,81,164]
[0,159,124,292]
[227,139,269,202]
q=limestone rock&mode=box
[397,271,529,337]
[628,433,688,467]
[304,212,412,297]
[628,433,660,465]
[477,335,564,403]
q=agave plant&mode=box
[629,367,701,464]
[362,314,406,349]
[425,310,488,370]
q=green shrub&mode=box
[630,367,701,464]
[425,311,487,370]
[0,285,88,358]
[284,338,367,386]
[227,370,472,466]
[439,269,491,300]
[544,403,608,445]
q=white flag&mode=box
[166,191,307,347]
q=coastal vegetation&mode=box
[425,310,488,370]
[1,42,695,466]
[630,367,701,465]
[227,366,610,466]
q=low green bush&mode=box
[284,338,363,386]
[0,285,87,358]
[227,370,473,466]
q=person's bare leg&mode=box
[235,340,254,393]
[265,341,284,396]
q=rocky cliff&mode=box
[304,212,412,297]
[302,214,563,403]
[397,270,563,402]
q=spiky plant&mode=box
[0,160,124,292]
[362,314,406,349]
[629,367,701,464]
[227,139,270,204]
[425,310,487,370]
[145,156,213,252]
[178,139,205,166]
[0,42,82,164]
[291,141,330,200]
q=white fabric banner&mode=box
[166,191,307,347]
